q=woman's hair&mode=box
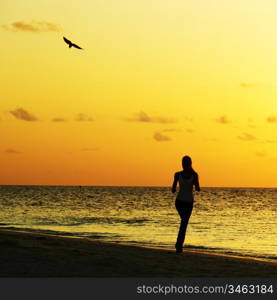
[182,155,196,174]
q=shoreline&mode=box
[0,228,276,277]
[1,227,276,264]
[129,244,277,265]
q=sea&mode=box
[0,186,276,261]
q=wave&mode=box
[75,217,150,225]
[0,217,151,227]
[0,226,127,240]
[185,244,277,261]
[0,226,76,236]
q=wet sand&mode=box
[0,228,276,277]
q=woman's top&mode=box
[176,172,194,203]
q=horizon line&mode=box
[0,184,276,189]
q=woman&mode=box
[171,156,200,253]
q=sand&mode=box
[0,228,276,277]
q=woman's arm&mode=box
[194,173,201,191]
[171,172,179,193]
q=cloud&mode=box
[81,148,99,151]
[184,116,194,122]
[126,111,176,124]
[206,138,219,142]
[2,20,61,32]
[52,118,66,122]
[263,139,277,144]
[238,133,256,141]
[247,118,256,128]
[9,108,38,121]
[185,129,194,133]
[155,117,176,124]
[153,131,171,142]
[76,113,94,122]
[162,128,181,132]
[215,115,231,124]
[255,151,266,157]
[130,111,151,122]
[267,116,277,123]
[4,148,21,154]
[240,82,275,88]
[240,82,262,88]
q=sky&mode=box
[0,0,276,187]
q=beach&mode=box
[0,228,276,277]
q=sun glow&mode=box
[1,0,276,187]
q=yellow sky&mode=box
[0,0,276,187]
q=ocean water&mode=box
[0,186,276,260]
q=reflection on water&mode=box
[0,186,276,260]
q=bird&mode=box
[63,37,83,50]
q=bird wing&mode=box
[72,43,83,50]
[63,37,71,45]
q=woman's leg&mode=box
[175,201,193,251]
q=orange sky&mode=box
[0,0,277,187]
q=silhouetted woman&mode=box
[172,156,200,253]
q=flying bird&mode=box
[63,37,83,50]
